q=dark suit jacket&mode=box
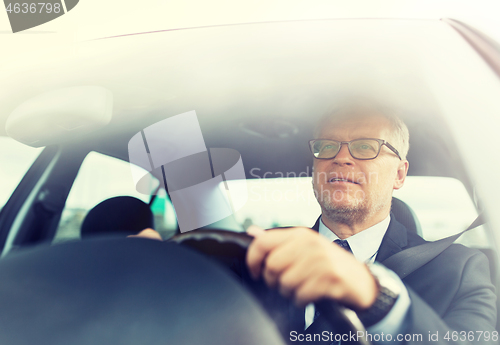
[289,216,497,344]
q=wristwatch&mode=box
[356,262,401,327]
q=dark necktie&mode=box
[334,239,352,253]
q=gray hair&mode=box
[314,100,410,160]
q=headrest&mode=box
[391,197,422,236]
[81,196,154,239]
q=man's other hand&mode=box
[128,228,163,241]
[246,226,378,310]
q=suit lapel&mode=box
[375,216,408,263]
[311,217,321,232]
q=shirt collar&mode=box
[318,214,391,263]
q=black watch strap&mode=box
[356,263,400,327]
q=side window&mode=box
[0,137,43,209]
[392,177,490,248]
[54,152,177,243]
[150,188,178,239]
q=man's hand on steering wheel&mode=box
[246,226,378,311]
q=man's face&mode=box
[312,113,408,225]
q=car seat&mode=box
[391,197,422,236]
[80,196,154,239]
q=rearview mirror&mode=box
[5,86,113,147]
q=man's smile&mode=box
[328,177,360,185]
[324,172,365,185]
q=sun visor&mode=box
[5,86,113,147]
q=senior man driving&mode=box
[245,103,496,344]
[135,102,496,344]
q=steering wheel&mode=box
[170,229,371,345]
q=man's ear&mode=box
[393,160,409,190]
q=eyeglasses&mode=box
[309,138,402,160]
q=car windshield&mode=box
[0,13,499,345]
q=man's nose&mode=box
[333,144,354,165]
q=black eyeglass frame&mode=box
[308,138,402,160]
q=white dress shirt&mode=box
[304,215,411,344]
